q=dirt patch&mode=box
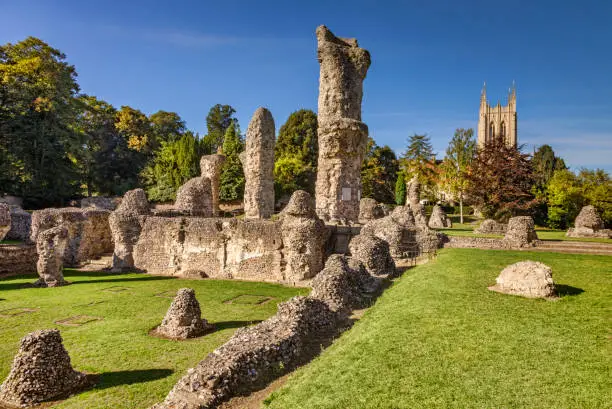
[54,315,103,327]
[0,307,39,317]
[154,290,178,299]
[102,286,131,293]
[223,294,275,305]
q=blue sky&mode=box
[1,0,611,172]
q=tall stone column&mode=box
[200,154,226,216]
[240,107,275,219]
[314,25,371,223]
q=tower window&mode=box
[500,122,506,138]
[489,122,495,140]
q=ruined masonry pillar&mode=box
[200,154,226,216]
[241,107,275,219]
[314,25,371,223]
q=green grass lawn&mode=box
[264,249,612,409]
[0,270,308,408]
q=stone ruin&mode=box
[0,329,88,407]
[474,219,507,235]
[174,176,213,217]
[6,205,32,242]
[30,207,113,266]
[240,107,276,219]
[489,261,556,299]
[154,288,212,340]
[349,233,396,277]
[428,205,452,229]
[280,191,328,282]
[109,188,150,271]
[406,176,428,228]
[502,216,538,247]
[151,296,338,409]
[200,154,226,216]
[566,205,611,239]
[358,198,385,223]
[314,25,371,223]
[34,225,69,287]
[0,203,10,241]
[80,196,121,210]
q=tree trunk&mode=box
[459,192,464,225]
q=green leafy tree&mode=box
[0,37,81,207]
[361,138,398,204]
[400,133,435,188]
[141,132,202,202]
[532,144,566,188]
[395,172,406,205]
[577,168,611,226]
[204,104,237,153]
[546,169,583,229]
[440,128,476,223]
[466,139,537,221]
[115,106,154,154]
[274,109,318,198]
[150,110,186,144]
[219,121,245,202]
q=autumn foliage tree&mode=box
[466,139,537,221]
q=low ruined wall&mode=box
[326,225,362,255]
[133,217,285,281]
[0,244,37,277]
[441,236,511,250]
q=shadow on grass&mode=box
[0,275,176,291]
[555,284,584,297]
[213,320,263,331]
[93,368,173,390]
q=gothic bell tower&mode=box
[477,82,517,148]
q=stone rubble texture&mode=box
[174,177,213,217]
[349,233,396,277]
[30,207,112,266]
[109,188,150,271]
[0,244,37,276]
[310,254,381,315]
[489,261,556,299]
[406,176,428,228]
[199,155,226,216]
[503,216,538,247]
[150,296,338,409]
[80,196,121,211]
[240,107,275,219]
[6,205,32,242]
[358,198,385,223]
[0,203,10,241]
[474,219,508,235]
[156,288,211,340]
[280,191,329,282]
[0,329,88,407]
[428,205,452,229]
[566,205,611,238]
[34,225,69,287]
[314,25,371,223]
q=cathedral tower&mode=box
[477,83,517,147]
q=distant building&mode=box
[477,83,517,147]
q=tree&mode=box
[361,139,398,203]
[440,128,476,223]
[150,110,186,144]
[205,104,237,153]
[532,144,566,188]
[466,139,537,221]
[577,168,612,226]
[219,121,245,202]
[395,172,406,205]
[546,169,583,229]
[140,132,202,202]
[115,106,154,154]
[274,109,318,198]
[400,133,435,188]
[0,37,81,207]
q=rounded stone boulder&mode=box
[349,233,396,277]
[283,190,316,218]
[574,205,605,230]
[116,188,149,216]
[489,260,555,299]
[155,288,212,340]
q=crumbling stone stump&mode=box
[34,225,69,287]
[109,188,150,271]
[155,288,212,339]
[566,205,611,238]
[428,205,452,228]
[474,219,507,235]
[240,107,275,219]
[358,198,385,223]
[7,206,32,242]
[0,203,10,241]
[349,233,396,277]
[489,261,555,299]
[174,176,213,217]
[0,329,88,407]
[314,25,371,223]
[503,216,538,247]
[406,176,428,227]
[280,190,328,282]
[200,154,226,216]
